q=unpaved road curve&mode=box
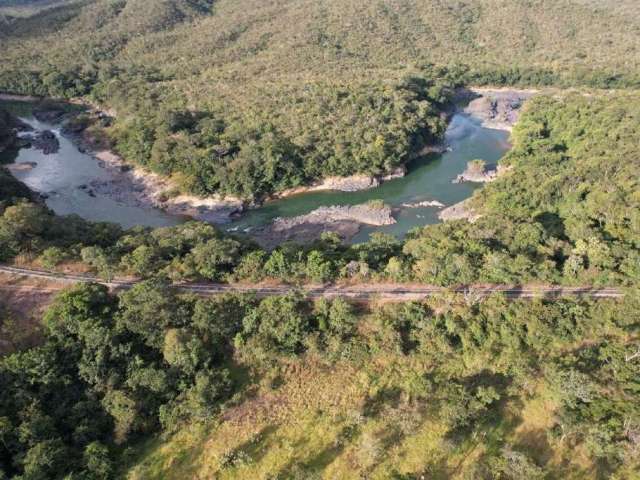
[0,265,625,301]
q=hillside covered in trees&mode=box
[1,1,640,479]
[1,281,638,479]
[1,89,639,478]
[1,0,640,198]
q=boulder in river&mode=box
[453,159,497,183]
[31,130,60,155]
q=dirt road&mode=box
[0,265,625,301]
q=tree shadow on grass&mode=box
[219,424,279,471]
[274,423,360,479]
[534,211,567,240]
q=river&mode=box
[226,113,510,242]
[1,101,510,240]
[0,102,181,229]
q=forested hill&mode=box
[1,0,639,201]
[3,0,640,83]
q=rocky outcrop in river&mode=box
[453,159,497,183]
[461,88,536,131]
[29,130,59,154]
[251,202,396,248]
[275,167,408,198]
[453,159,513,184]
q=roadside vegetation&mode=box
[1,2,640,478]
[2,91,639,477]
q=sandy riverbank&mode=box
[1,93,245,223]
[273,166,409,199]
[88,149,244,224]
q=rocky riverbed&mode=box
[251,203,396,248]
[461,87,536,131]
[25,130,59,154]
[452,160,513,184]
[2,90,518,240]
[439,88,533,222]
[86,150,244,224]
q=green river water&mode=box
[1,102,509,241]
[226,113,510,242]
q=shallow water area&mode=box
[0,103,182,229]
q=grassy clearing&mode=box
[124,349,605,479]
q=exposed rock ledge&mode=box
[89,151,244,224]
[438,199,481,223]
[453,161,512,184]
[24,130,60,155]
[252,203,396,249]
[275,167,407,198]
[461,87,537,131]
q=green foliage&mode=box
[3,277,640,479]
[237,293,311,356]
[83,441,113,480]
[314,297,358,345]
[38,246,66,269]
[1,93,639,291]
[404,93,640,287]
[0,280,253,478]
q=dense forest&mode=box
[1,93,638,288]
[1,92,639,478]
[1,0,640,198]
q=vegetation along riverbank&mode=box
[1,91,638,290]
[1,85,519,242]
[1,1,640,479]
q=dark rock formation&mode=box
[0,108,31,153]
[31,130,60,154]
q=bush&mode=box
[39,246,67,269]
